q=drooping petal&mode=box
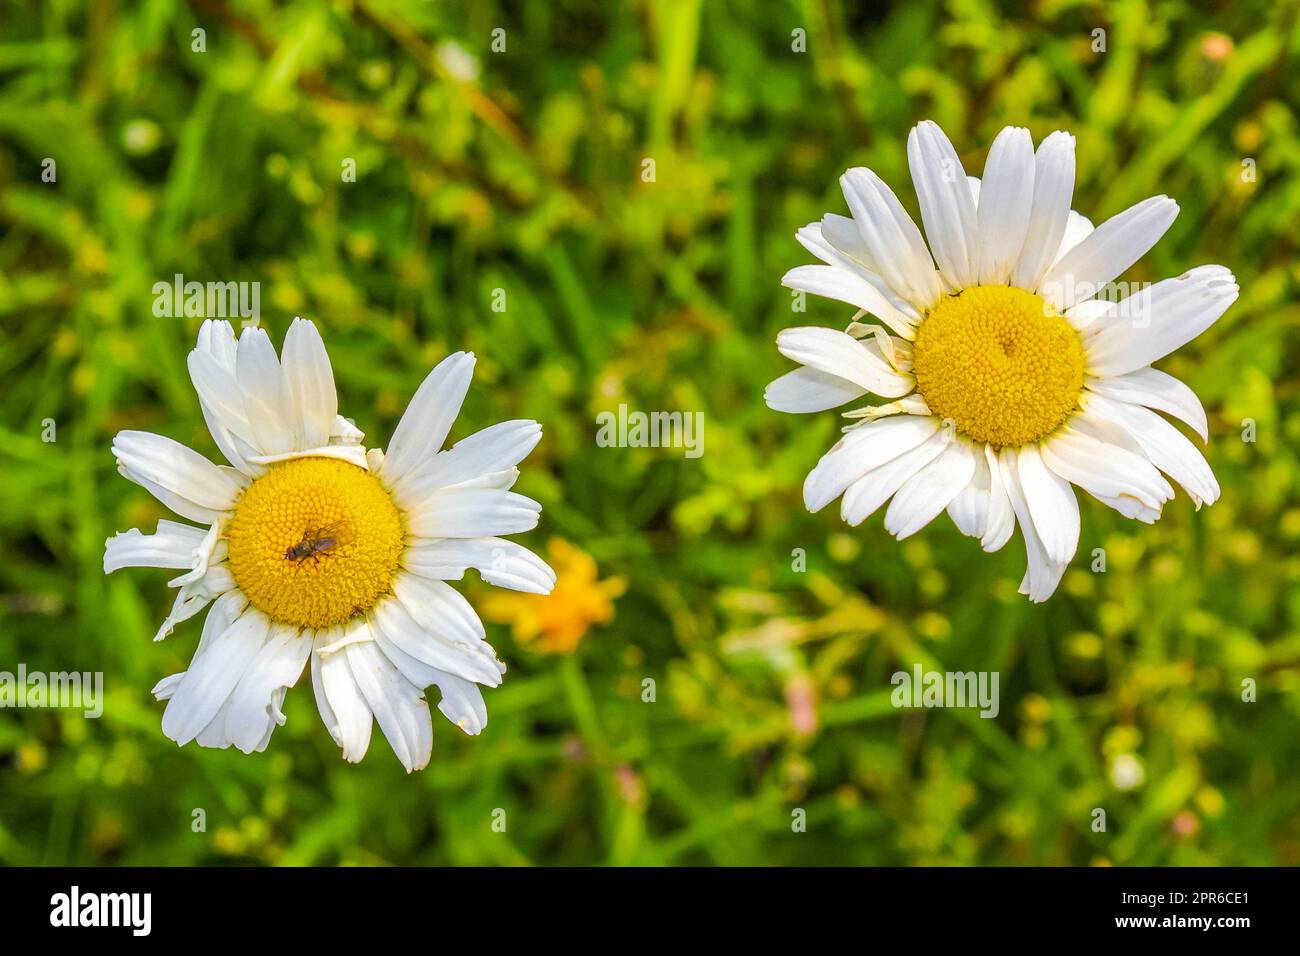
[222,624,314,754]
[312,628,374,763]
[980,444,1016,553]
[946,448,991,539]
[161,607,272,747]
[345,640,433,773]
[1016,444,1080,566]
[364,627,489,736]
[997,449,1068,603]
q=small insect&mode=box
[284,520,350,563]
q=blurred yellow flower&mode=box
[482,538,624,654]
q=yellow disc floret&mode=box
[226,457,403,629]
[912,285,1085,447]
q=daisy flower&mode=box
[104,318,555,770]
[767,121,1238,602]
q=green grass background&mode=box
[1,0,1298,865]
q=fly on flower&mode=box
[767,121,1238,602]
[283,519,350,563]
[104,318,556,770]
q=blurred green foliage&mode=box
[1,0,1299,866]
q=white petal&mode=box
[223,623,313,753]
[974,126,1035,285]
[803,414,941,512]
[151,560,237,642]
[841,394,931,423]
[312,629,374,762]
[371,594,500,687]
[152,673,184,701]
[980,444,1015,553]
[113,431,246,512]
[1086,368,1208,442]
[161,607,272,746]
[281,317,338,449]
[1083,394,1219,506]
[1063,297,1116,335]
[765,366,867,413]
[1052,210,1095,265]
[384,577,504,685]
[246,444,370,469]
[380,351,475,486]
[392,419,542,506]
[946,448,991,538]
[781,265,917,339]
[776,327,915,398]
[404,487,541,539]
[840,167,943,310]
[998,449,1067,603]
[187,349,267,466]
[1040,424,1173,513]
[235,327,297,455]
[151,591,247,702]
[1083,266,1238,376]
[345,641,432,773]
[429,669,488,735]
[884,439,978,539]
[330,415,365,445]
[907,120,978,289]
[841,431,949,527]
[1016,445,1080,566]
[811,214,881,275]
[403,537,556,594]
[1012,131,1076,290]
[1040,196,1179,310]
[104,520,207,573]
[195,320,238,372]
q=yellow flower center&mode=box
[226,457,404,628]
[912,285,1085,447]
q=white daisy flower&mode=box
[105,318,555,770]
[768,121,1238,602]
